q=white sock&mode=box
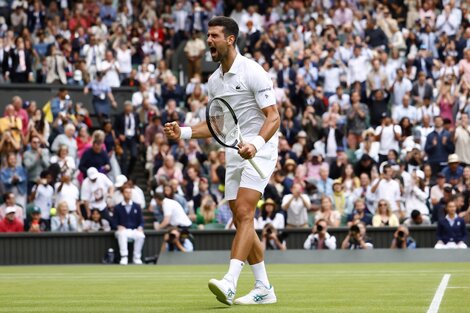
[224,259,244,286]
[251,261,270,287]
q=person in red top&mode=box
[0,206,24,232]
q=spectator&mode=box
[83,71,117,124]
[154,192,192,230]
[23,135,50,190]
[281,183,310,228]
[0,152,27,209]
[184,31,206,79]
[51,123,77,159]
[316,164,334,197]
[160,227,194,253]
[111,176,146,210]
[261,223,286,251]
[195,196,219,229]
[114,101,141,176]
[30,172,53,223]
[257,198,285,230]
[0,192,24,222]
[50,144,76,179]
[375,115,401,165]
[45,45,69,85]
[99,50,121,88]
[114,185,145,265]
[0,206,23,232]
[83,208,111,232]
[303,219,337,250]
[442,154,464,186]
[404,209,432,226]
[78,139,111,178]
[54,171,80,218]
[315,196,341,228]
[392,95,418,124]
[435,200,468,249]
[5,37,33,83]
[24,206,48,233]
[391,225,416,249]
[51,201,78,232]
[425,116,455,176]
[371,164,401,214]
[404,171,430,218]
[80,167,114,223]
[453,113,470,165]
[347,198,373,226]
[411,72,433,106]
[341,223,373,249]
[372,199,400,227]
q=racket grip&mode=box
[248,159,266,179]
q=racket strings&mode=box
[208,102,238,146]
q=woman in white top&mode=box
[50,144,76,178]
[114,40,133,81]
[256,198,285,230]
[51,201,78,232]
[315,196,341,227]
[404,172,430,218]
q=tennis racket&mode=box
[206,97,266,179]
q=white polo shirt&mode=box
[207,54,278,148]
[162,198,192,227]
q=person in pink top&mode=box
[437,82,456,125]
[9,96,29,137]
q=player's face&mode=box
[207,26,232,62]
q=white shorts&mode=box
[224,141,277,201]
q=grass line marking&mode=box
[427,274,450,313]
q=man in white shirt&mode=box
[163,17,280,305]
[348,45,371,86]
[54,171,80,216]
[328,86,350,111]
[375,114,402,164]
[435,4,460,37]
[111,175,146,209]
[319,58,345,96]
[281,183,311,228]
[154,192,192,229]
[98,50,121,87]
[390,68,412,107]
[392,94,418,124]
[371,164,402,214]
[80,167,114,226]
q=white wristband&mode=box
[250,136,266,152]
[180,127,192,140]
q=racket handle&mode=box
[248,159,266,179]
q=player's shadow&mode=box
[205,306,231,310]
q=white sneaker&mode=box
[208,277,236,306]
[133,258,143,265]
[119,257,128,265]
[234,280,277,305]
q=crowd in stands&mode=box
[0,0,469,255]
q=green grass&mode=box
[1,263,469,313]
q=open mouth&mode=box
[210,47,217,54]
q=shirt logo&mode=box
[236,85,241,90]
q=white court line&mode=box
[427,274,451,313]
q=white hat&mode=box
[87,167,99,180]
[5,206,16,215]
[448,154,460,164]
[415,170,425,180]
[73,70,82,81]
[115,175,128,188]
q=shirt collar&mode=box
[218,53,242,77]
[121,200,133,206]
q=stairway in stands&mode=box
[132,157,155,230]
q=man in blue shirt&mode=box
[114,185,145,265]
[441,154,464,186]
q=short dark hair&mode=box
[155,192,165,201]
[208,16,239,44]
[411,210,421,219]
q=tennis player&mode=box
[164,16,280,305]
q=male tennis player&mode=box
[164,16,280,305]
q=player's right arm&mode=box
[164,121,211,140]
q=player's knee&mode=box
[234,209,253,226]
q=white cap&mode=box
[73,70,82,81]
[87,167,99,180]
[115,175,128,188]
[5,206,16,215]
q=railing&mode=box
[1,226,468,265]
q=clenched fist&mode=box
[238,143,257,159]
[164,122,181,140]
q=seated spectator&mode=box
[442,154,464,185]
[80,167,114,223]
[153,192,192,230]
[256,198,285,230]
[195,196,219,229]
[315,196,341,227]
[372,199,400,227]
[30,172,54,222]
[160,227,194,253]
[78,138,111,177]
[24,206,48,233]
[0,206,23,232]
[435,200,468,249]
[51,201,78,232]
[404,210,432,226]
[50,144,76,179]
[391,225,416,249]
[83,209,111,232]
[111,175,146,210]
[341,223,373,249]
[51,123,77,160]
[54,170,80,218]
[0,192,24,223]
[430,172,446,206]
[303,219,337,250]
[114,185,145,264]
[404,171,430,218]
[281,183,310,228]
[0,152,27,210]
[331,179,346,216]
[347,198,373,226]
[261,223,286,251]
